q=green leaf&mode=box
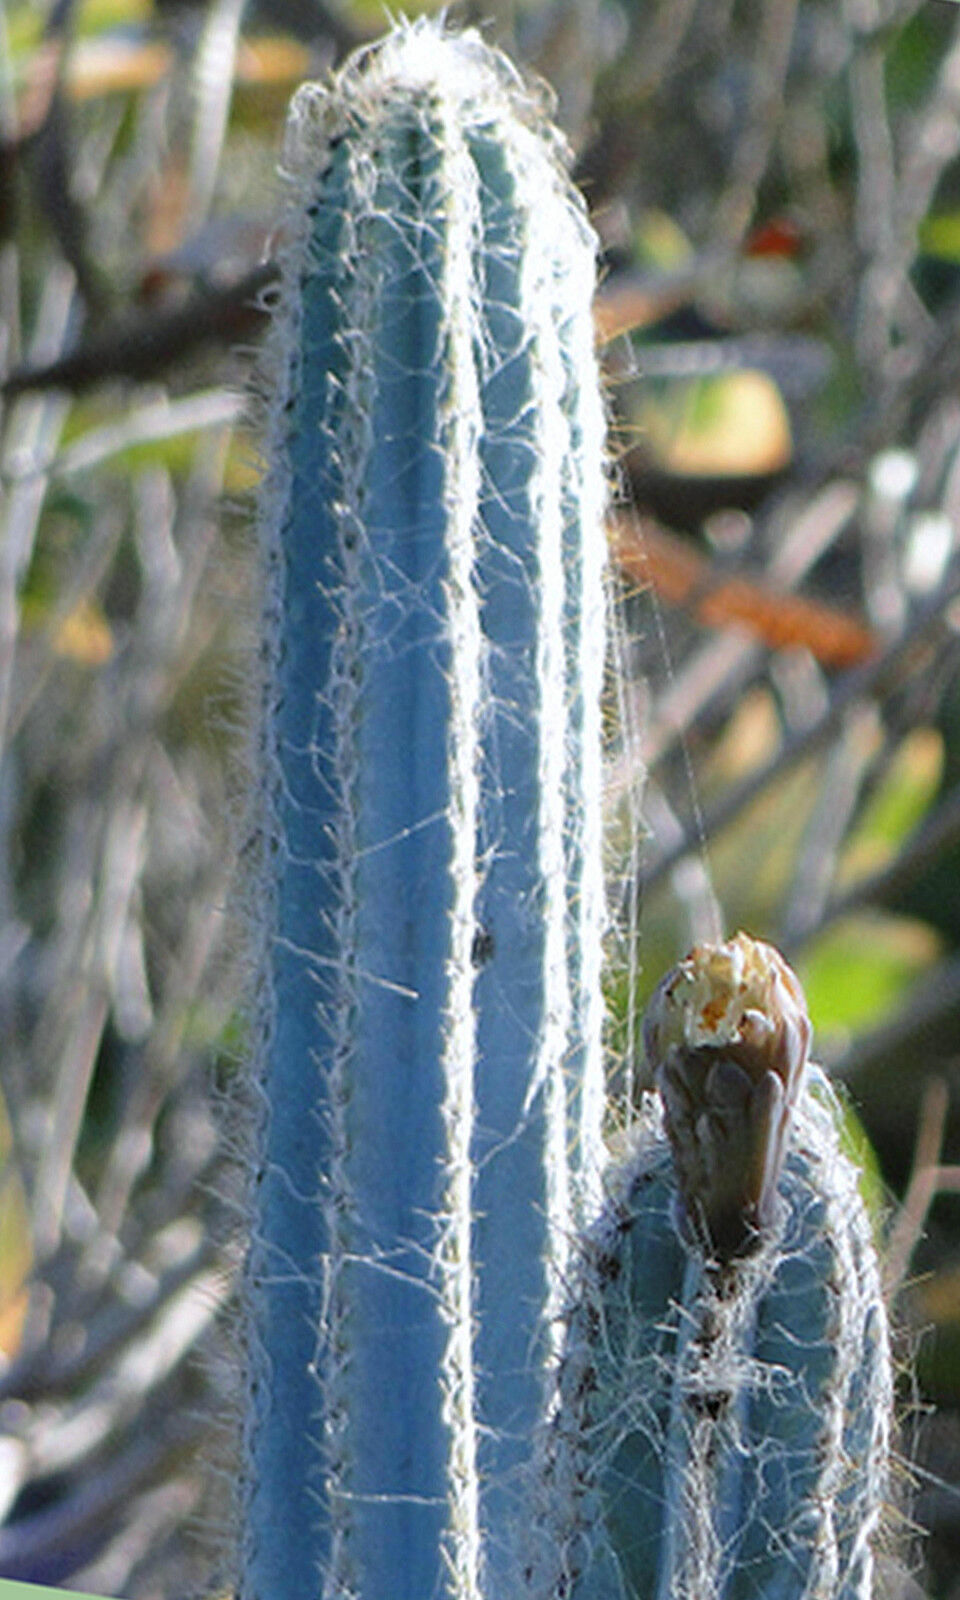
[800,913,940,1038]
[919,211,960,262]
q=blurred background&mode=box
[1,0,960,1593]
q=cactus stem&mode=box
[246,20,610,1599]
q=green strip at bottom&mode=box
[0,1581,113,1600]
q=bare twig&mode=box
[1,261,277,395]
[886,1077,951,1297]
[712,0,801,247]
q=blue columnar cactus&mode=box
[246,20,609,1600]
[527,935,893,1600]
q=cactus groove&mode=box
[245,21,609,1600]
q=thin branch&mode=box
[2,261,277,394]
[886,1076,950,1297]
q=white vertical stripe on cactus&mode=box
[512,115,579,1341]
[564,247,610,1222]
[432,86,485,1600]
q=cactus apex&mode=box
[281,16,569,189]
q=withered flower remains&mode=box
[643,932,812,1259]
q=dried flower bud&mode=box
[643,932,812,1259]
